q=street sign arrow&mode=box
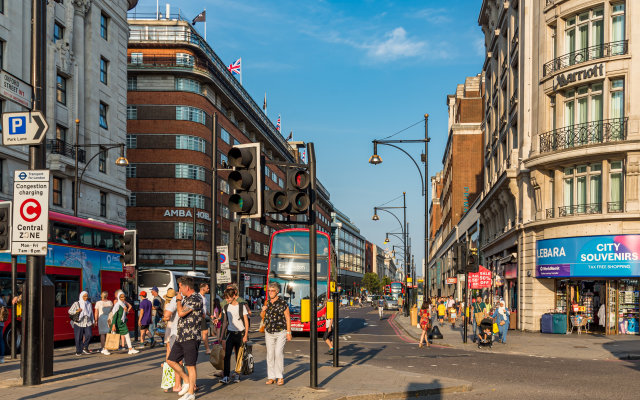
[2,111,49,146]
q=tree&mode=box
[380,276,391,292]
[362,272,380,294]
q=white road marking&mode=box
[430,365,438,367]
[408,366,414,368]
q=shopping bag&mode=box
[240,343,254,375]
[235,342,245,374]
[161,362,175,390]
[209,343,224,371]
[492,323,499,334]
[259,319,265,333]
[105,333,120,351]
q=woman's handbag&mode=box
[259,319,265,333]
[161,362,175,390]
[105,333,120,351]
[492,323,500,334]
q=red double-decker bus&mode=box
[0,211,134,350]
[266,228,337,333]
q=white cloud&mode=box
[412,8,451,24]
[365,27,426,61]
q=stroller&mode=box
[477,318,494,349]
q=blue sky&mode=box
[130,0,486,276]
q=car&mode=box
[369,295,379,306]
[383,296,399,310]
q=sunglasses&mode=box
[268,289,277,292]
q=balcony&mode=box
[543,40,628,77]
[545,208,555,219]
[545,0,555,7]
[607,201,623,213]
[558,203,602,217]
[47,139,86,163]
[538,118,627,154]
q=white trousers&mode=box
[265,330,287,380]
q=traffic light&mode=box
[453,242,466,274]
[286,168,310,214]
[466,246,479,273]
[0,201,11,252]
[228,143,262,219]
[229,222,248,261]
[120,230,137,266]
[264,188,288,213]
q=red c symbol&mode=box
[20,199,41,222]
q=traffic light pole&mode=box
[308,143,318,389]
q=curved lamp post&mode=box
[369,114,430,302]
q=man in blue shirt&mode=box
[138,291,153,347]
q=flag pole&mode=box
[204,8,207,41]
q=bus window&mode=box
[138,270,172,289]
[94,230,114,249]
[53,276,81,307]
[51,222,77,245]
[78,226,93,247]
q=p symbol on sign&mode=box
[9,117,26,135]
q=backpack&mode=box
[0,305,8,322]
[240,343,254,375]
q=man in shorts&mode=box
[138,291,152,348]
[167,277,202,400]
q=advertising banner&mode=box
[468,266,491,289]
[536,235,640,278]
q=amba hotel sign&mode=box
[552,63,605,91]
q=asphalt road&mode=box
[280,306,640,399]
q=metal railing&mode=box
[545,208,555,219]
[545,0,555,7]
[558,203,602,217]
[47,139,86,163]
[127,24,293,160]
[607,201,624,213]
[543,40,628,77]
[538,117,627,154]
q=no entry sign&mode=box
[12,170,49,255]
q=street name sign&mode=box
[12,170,49,256]
[0,70,33,109]
[2,111,48,146]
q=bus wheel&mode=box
[3,323,22,354]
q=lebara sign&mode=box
[536,235,640,278]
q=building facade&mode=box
[0,0,136,225]
[331,208,365,295]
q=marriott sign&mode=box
[552,63,605,91]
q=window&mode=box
[610,79,624,132]
[563,83,602,144]
[54,22,64,42]
[52,177,62,206]
[130,53,143,65]
[610,161,624,212]
[221,231,229,245]
[612,4,625,54]
[263,244,268,256]
[98,147,106,173]
[175,222,205,240]
[565,7,603,63]
[100,192,107,217]
[220,152,228,166]
[219,179,230,194]
[221,128,231,144]
[100,57,108,84]
[563,164,602,214]
[175,164,205,181]
[176,53,194,67]
[176,106,206,124]
[221,204,230,219]
[254,220,261,232]
[126,165,136,178]
[126,135,137,149]
[254,241,261,254]
[128,76,137,90]
[99,102,108,129]
[100,13,109,39]
[176,135,206,152]
[53,276,80,307]
[56,74,66,105]
[175,193,205,208]
[55,125,66,142]
[278,177,284,188]
[175,78,201,93]
[126,105,137,120]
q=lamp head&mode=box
[383,236,389,244]
[115,145,129,166]
[368,142,383,165]
[372,208,379,221]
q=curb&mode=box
[335,383,473,400]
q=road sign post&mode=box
[2,111,48,146]
[11,170,49,256]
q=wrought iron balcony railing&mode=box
[543,40,628,77]
[538,117,627,154]
[47,139,86,163]
[607,201,623,213]
[546,208,555,219]
[558,203,602,217]
[545,0,555,7]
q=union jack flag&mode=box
[301,150,306,162]
[276,115,281,132]
[228,58,241,75]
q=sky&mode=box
[129,0,486,277]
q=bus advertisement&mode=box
[266,228,336,333]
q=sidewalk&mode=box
[0,339,471,399]
[392,312,640,361]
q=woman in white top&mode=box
[94,291,113,355]
[219,286,249,384]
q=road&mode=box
[283,305,640,399]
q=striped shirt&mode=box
[68,301,94,328]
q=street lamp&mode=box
[369,114,430,302]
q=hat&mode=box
[151,286,159,293]
[164,288,176,302]
[140,291,147,297]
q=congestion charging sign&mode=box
[12,170,49,256]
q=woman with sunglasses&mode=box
[260,282,291,386]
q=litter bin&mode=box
[410,305,418,327]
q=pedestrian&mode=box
[166,276,202,400]
[211,297,222,340]
[151,286,164,347]
[260,282,291,385]
[69,291,95,356]
[437,300,446,325]
[377,296,384,320]
[94,291,113,355]
[138,291,153,348]
[447,295,455,309]
[418,301,431,348]
[491,300,510,344]
[219,286,249,384]
[199,283,211,354]
[162,288,182,393]
[472,296,485,342]
[110,290,139,354]
[324,316,334,354]
[0,294,8,363]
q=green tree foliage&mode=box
[380,276,391,290]
[362,272,381,294]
